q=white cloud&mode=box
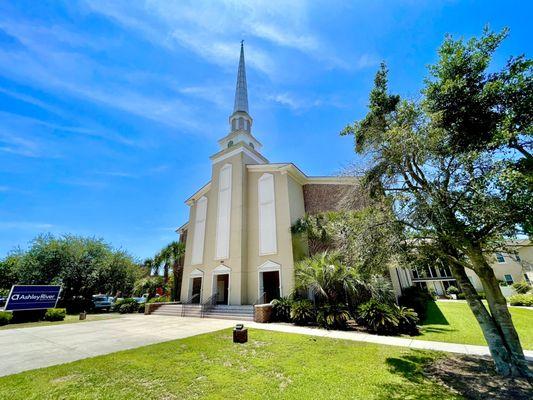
[0,221,55,231]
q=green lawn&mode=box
[418,301,533,349]
[0,313,121,331]
[0,329,460,400]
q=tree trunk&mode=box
[163,262,169,284]
[171,263,183,301]
[466,247,531,378]
[449,262,529,377]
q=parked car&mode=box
[132,297,146,304]
[92,295,113,312]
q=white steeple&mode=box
[229,41,253,134]
[233,41,249,114]
[215,42,263,157]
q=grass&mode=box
[417,301,533,349]
[0,329,461,400]
[0,313,121,330]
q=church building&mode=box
[177,43,353,306]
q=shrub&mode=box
[395,305,419,336]
[317,303,351,330]
[428,287,437,300]
[290,300,316,325]
[44,308,66,321]
[114,298,139,314]
[446,286,459,295]
[398,286,432,321]
[148,296,169,303]
[271,297,293,322]
[138,302,146,313]
[357,300,399,335]
[509,293,533,307]
[477,291,486,300]
[512,281,532,294]
[0,311,13,326]
[64,296,93,314]
[11,309,46,323]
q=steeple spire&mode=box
[233,40,249,114]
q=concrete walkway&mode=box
[0,314,237,377]
[1,314,531,377]
[248,322,533,361]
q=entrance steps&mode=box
[147,303,254,321]
[203,305,254,321]
[150,304,183,316]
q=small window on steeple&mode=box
[249,142,254,149]
[228,140,234,148]
[238,118,244,130]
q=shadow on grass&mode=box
[373,352,457,400]
[422,301,449,325]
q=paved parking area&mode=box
[0,314,237,377]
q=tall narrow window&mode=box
[191,196,207,265]
[258,173,277,255]
[215,164,232,259]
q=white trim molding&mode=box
[257,260,282,300]
[212,264,231,305]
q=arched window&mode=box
[227,140,234,148]
[258,173,277,255]
[191,196,208,265]
[238,118,244,130]
[231,119,236,131]
[215,164,232,259]
[249,142,254,149]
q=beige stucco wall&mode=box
[244,170,297,304]
[181,151,258,304]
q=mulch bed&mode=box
[425,354,532,400]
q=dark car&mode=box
[92,295,113,312]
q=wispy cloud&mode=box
[83,0,360,76]
[0,221,55,231]
[0,130,45,158]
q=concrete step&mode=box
[203,313,254,321]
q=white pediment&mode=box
[190,268,204,278]
[258,260,281,272]
[213,264,231,274]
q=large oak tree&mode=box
[342,29,532,377]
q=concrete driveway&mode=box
[0,314,238,377]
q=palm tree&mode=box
[167,241,185,301]
[295,251,363,305]
[153,241,185,300]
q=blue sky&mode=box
[0,0,531,261]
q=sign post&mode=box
[4,285,62,312]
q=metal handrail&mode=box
[181,293,200,317]
[201,293,218,318]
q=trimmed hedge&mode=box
[0,311,13,326]
[509,293,533,307]
[398,286,432,321]
[44,308,66,321]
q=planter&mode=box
[254,304,273,323]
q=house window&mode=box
[411,269,419,279]
[504,274,514,285]
[438,266,451,278]
[496,253,505,263]
[258,173,277,255]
